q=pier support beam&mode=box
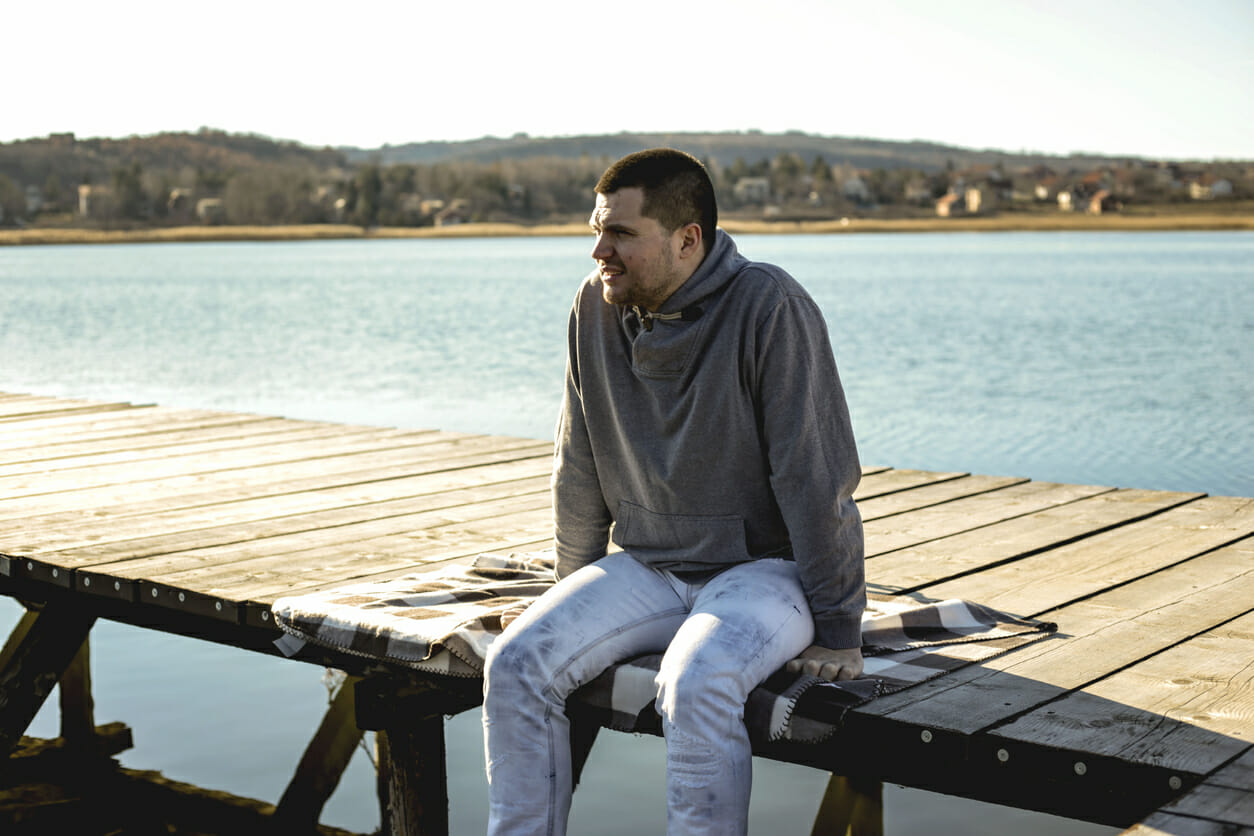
[272,674,365,831]
[811,773,884,836]
[0,601,96,757]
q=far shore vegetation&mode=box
[1,129,1250,245]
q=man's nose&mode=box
[591,234,612,261]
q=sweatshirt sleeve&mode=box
[757,290,866,649]
[551,294,612,579]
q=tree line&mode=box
[1,130,1248,228]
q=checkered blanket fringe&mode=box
[272,551,1056,744]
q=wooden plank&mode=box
[1156,748,1254,825]
[0,440,552,532]
[858,540,1254,734]
[864,480,1113,556]
[47,475,552,573]
[0,427,449,498]
[866,488,1202,593]
[915,495,1254,615]
[0,416,338,465]
[6,457,552,555]
[852,468,967,501]
[988,607,1254,780]
[0,398,139,422]
[855,473,1028,521]
[0,434,545,522]
[146,496,555,594]
[0,407,277,450]
[0,423,423,477]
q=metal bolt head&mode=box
[920,729,933,743]
[83,577,91,587]
[1074,761,1087,776]
[151,588,159,598]
[178,592,186,603]
[1169,776,1182,790]
[997,748,1010,763]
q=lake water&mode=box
[1,230,1251,834]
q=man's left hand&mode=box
[785,645,863,681]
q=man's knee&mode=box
[654,658,742,732]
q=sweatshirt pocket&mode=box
[611,501,749,564]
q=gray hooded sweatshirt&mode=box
[553,229,865,649]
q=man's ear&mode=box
[677,222,703,261]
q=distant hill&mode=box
[340,130,1144,173]
[0,129,348,189]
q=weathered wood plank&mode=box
[0,416,348,466]
[6,457,552,556]
[856,474,1028,521]
[0,435,547,523]
[852,468,967,501]
[0,398,139,422]
[48,476,552,574]
[0,427,451,497]
[989,608,1254,779]
[859,540,1254,733]
[866,488,1203,593]
[0,441,549,533]
[864,480,1113,556]
[915,495,1254,615]
[0,407,278,451]
[148,499,556,597]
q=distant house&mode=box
[196,198,225,224]
[841,174,872,205]
[936,191,963,217]
[733,177,771,204]
[435,199,471,226]
[1057,189,1075,212]
[1087,189,1119,215]
[78,184,110,216]
[1189,174,1233,200]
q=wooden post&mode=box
[272,674,364,830]
[0,600,96,757]
[811,773,884,836]
[58,636,96,745]
[376,716,448,836]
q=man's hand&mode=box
[785,645,863,681]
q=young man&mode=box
[483,148,865,835]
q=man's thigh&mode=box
[487,552,690,696]
[658,559,815,704]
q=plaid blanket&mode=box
[272,552,1055,743]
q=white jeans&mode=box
[482,553,815,836]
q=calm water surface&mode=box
[2,231,1251,834]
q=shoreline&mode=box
[2,211,1252,246]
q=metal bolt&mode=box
[1074,762,1087,776]
[262,611,270,622]
[114,581,121,591]
[215,601,223,612]
[1169,776,1182,790]
[920,730,933,743]
[178,592,186,603]
[26,562,33,571]
[997,749,1010,763]
[83,577,91,587]
[51,569,59,578]
[151,588,159,598]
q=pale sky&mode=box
[6,0,1252,160]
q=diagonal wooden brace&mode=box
[0,600,97,757]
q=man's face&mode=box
[589,187,687,312]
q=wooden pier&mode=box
[1,392,1251,834]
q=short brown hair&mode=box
[596,148,717,253]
